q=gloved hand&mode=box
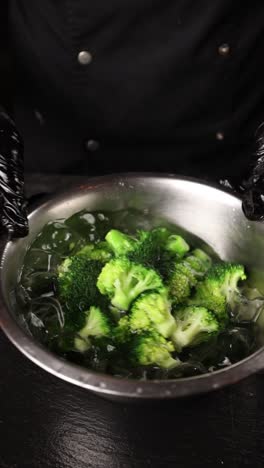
[219,124,264,221]
[0,109,28,238]
[240,123,264,221]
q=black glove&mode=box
[219,124,264,221]
[240,123,264,221]
[0,109,28,238]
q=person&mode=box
[1,2,264,180]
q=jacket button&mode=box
[218,43,230,56]
[216,131,224,141]
[85,139,100,151]
[78,50,93,65]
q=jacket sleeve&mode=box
[0,1,14,113]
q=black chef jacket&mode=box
[2,1,264,179]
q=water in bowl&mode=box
[15,208,262,380]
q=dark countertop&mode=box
[0,174,263,468]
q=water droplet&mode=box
[219,356,232,367]
[81,213,95,224]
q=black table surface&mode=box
[1,174,264,468]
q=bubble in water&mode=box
[81,213,95,224]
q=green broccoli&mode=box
[54,224,247,375]
[105,229,137,256]
[128,227,171,268]
[74,306,112,352]
[167,250,212,305]
[57,255,107,325]
[138,227,171,244]
[130,290,176,338]
[165,234,190,257]
[76,241,112,262]
[171,306,219,352]
[168,260,198,305]
[113,315,131,344]
[97,257,164,311]
[192,248,212,270]
[185,249,212,276]
[130,331,180,369]
[190,262,247,323]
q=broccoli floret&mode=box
[57,255,107,325]
[192,249,212,270]
[130,290,176,338]
[168,260,198,304]
[128,227,171,268]
[190,263,246,323]
[77,241,112,262]
[128,227,185,280]
[74,306,112,352]
[185,249,212,276]
[138,227,171,244]
[190,262,246,323]
[113,315,131,344]
[171,306,219,352]
[130,331,179,369]
[97,257,164,311]
[105,229,137,256]
[165,234,190,257]
[167,251,212,305]
[81,306,111,337]
[129,304,150,332]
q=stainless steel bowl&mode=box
[1,173,264,401]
